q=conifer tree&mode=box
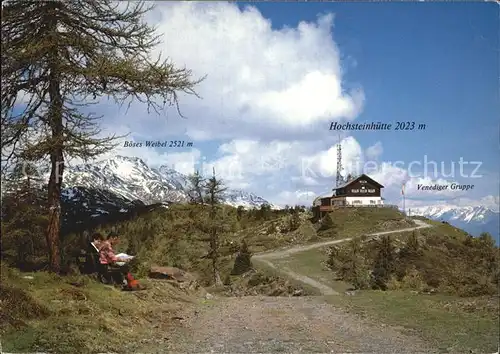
[204,168,227,286]
[407,230,420,253]
[258,203,271,220]
[231,239,252,275]
[289,209,301,231]
[1,0,203,272]
[371,235,397,290]
[329,238,370,290]
[187,170,205,205]
[236,205,244,220]
[319,213,335,231]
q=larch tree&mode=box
[1,0,203,272]
[187,170,205,205]
[371,235,397,290]
[204,167,227,286]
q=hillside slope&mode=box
[2,207,498,353]
[251,216,499,353]
[254,219,432,295]
[0,263,202,353]
[88,205,413,285]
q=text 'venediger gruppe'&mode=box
[417,184,474,191]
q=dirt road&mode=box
[158,220,437,353]
[254,219,432,295]
[255,219,432,259]
[165,296,435,353]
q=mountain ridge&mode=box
[53,155,278,209]
[410,204,499,242]
[3,155,497,241]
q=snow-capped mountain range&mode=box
[3,155,497,242]
[1,155,278,234]
[410,204,499,241]
[63,156,189,204]
[59,155,277,209]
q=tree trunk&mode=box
[213,256,222,286]
[46,42,64,273]
[210,224,222,286]
[209,200,222,286]
[214,270,222,286]
[46,150,63,273]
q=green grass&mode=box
[272,248,352,293]
[3,208,496,353]
[265,246,499,353]
[267,218,499,354]
[0,207,420,352]
[317,207,416,240]
[251,258,322,296]
[0,264,198,354]
[324,291,499,353]
[266,212,422,295]
[237,208,414,257]
[67,205,415,287]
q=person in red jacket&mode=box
[99,232,142,290]
[98,232,127,265]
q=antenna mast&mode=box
[336,136,342,187]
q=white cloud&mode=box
[296,136,364,182]
[405,195,499,212]
[365,142,383,160]
[405,176,467,198]
[367,162,468,199]
[102,2,364,141]
[291,175,321,187]
[195,136,365,190]
[6,2,493,211]
[161,150,202,176]
[5,2,370,204]
[63,123,202,175]
[15,90,33,105]
[254,71,363,126]
[274,190,317,207]
[199,139,306,188]
[368,162,409,189]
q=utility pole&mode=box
[402,182,406,217]
[336,136,342,188]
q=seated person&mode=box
[85,232,104,273]
[99,232,141,290]
[91,232,104,252]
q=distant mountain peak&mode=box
[410,204,497,222]
[60,155,276,209]
[411,204,499,241]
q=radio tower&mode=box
[336,137,343,187]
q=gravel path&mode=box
[255,257,340,295]
[158,220,437,354]
[255,219,432,260]
[165,296,436,353]
[253,219,432,296]
[156,220,437,353]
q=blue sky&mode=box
[65,2,498,209]
[251,2,498,169]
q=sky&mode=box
[66,2,499,209]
